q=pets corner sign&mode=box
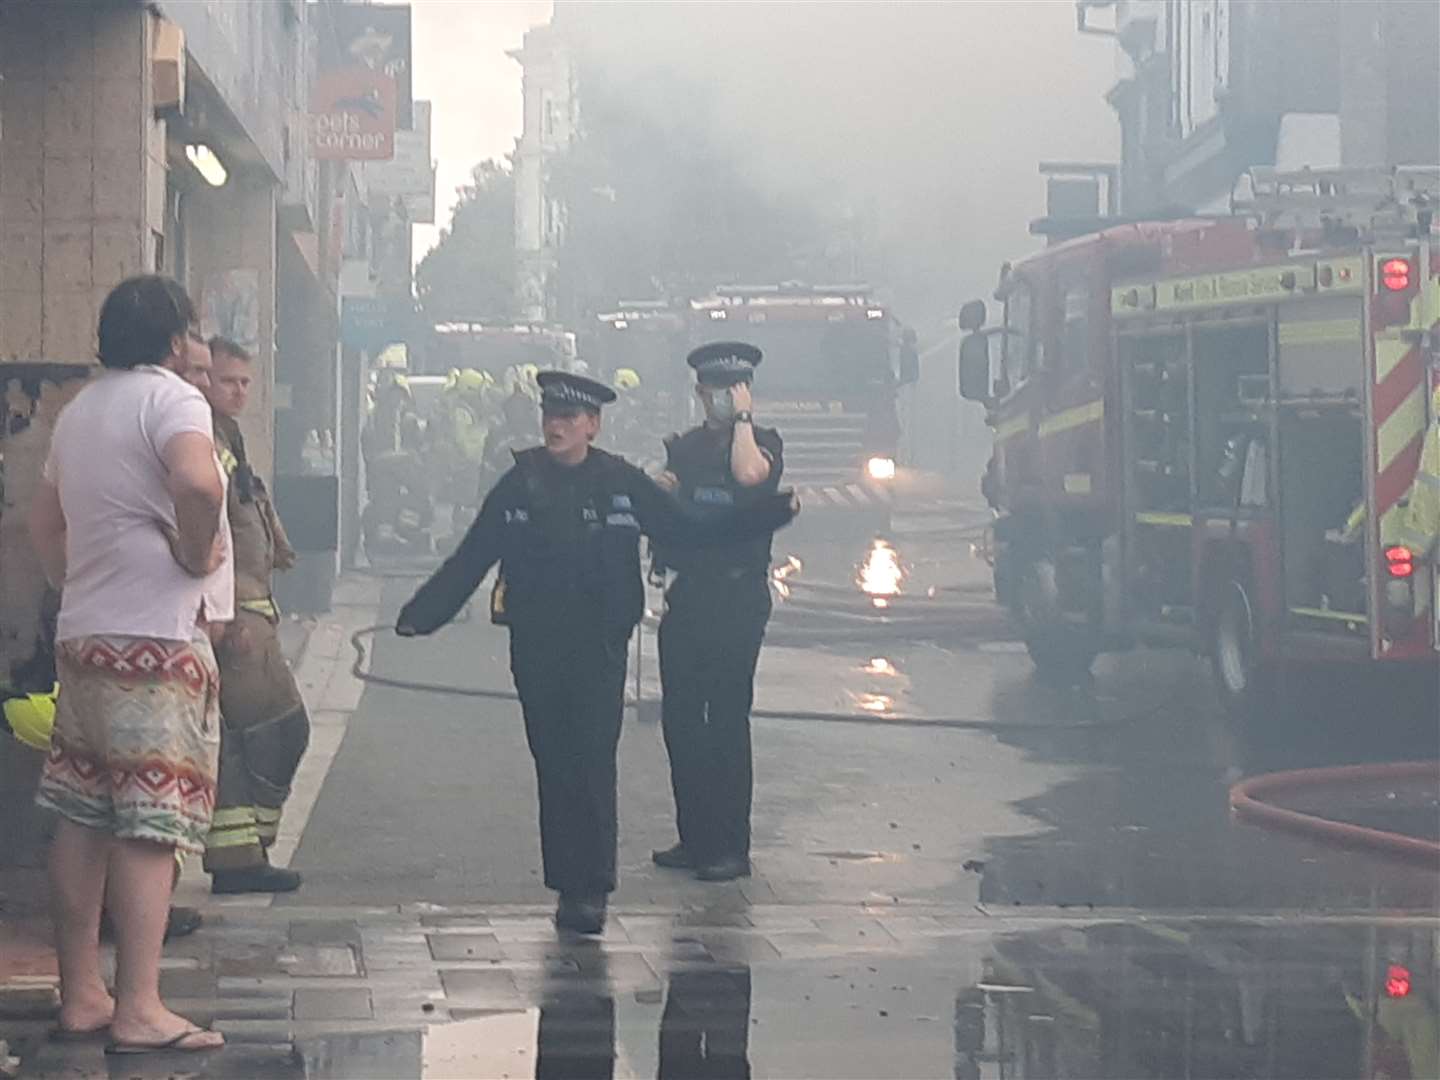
[311,68,397,161]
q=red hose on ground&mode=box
[1229,761,1440,864]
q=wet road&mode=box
[13,488,1438,1079]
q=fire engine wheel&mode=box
[1016,558,1097,680]
[1211,578,1274,723]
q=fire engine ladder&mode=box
[1235,166,1440,239]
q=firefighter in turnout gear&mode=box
[201,338,311,894]
[396,371,798,935]
[651,342,783,882]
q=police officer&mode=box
[651,342,782,882]
[395,371,797,934]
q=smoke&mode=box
[557,1,1118,330]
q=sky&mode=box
[410,0,552,259]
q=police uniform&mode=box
[397,371,796,933]
[654,343,782,880]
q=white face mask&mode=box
[703,387,736,423]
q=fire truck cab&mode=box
[959,167,1439,715]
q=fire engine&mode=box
[958,167,1440,716]
[689,283,905,511]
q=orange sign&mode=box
[311,67,396,161]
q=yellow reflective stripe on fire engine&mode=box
[1375,334,1412,384]
[1378,382,1427,472]
[994,414,1030,442]
[1135,511,1193,528]
[1289,606,1368,625]
[1277,318,1362,347]
[239,598,279,620]
[1038,399,1104,438]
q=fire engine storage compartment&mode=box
[1120,329,1193,621]
[1275,297,1367,626]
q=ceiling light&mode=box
[186,143,228,187]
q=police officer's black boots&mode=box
[651,843,696,869]
[555,892,607,935]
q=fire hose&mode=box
[346,622,1140,734]
[1229,762,1440,865]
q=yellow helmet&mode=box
[456,368,488,393]
[4,687,57,752]
[613,368,641,391]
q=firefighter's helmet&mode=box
[456,368,489,393]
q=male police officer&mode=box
[652,342,782,882]
[396,371,797,934]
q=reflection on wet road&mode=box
[283,919,1437,1080]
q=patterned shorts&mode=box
[35,633,221,854]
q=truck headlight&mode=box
[866,456,896,481]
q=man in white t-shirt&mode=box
[29,276,228,1055]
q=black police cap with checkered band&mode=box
[537,370,618,413]
[686,341,763,387]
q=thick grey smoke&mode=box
[558,1,1119,330]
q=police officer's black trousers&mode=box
[509,624,628,897]
[658,573,772,864]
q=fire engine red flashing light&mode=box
[1385,545,1415,579]
[1385,964,1412,999]
[1380,258,1413,292]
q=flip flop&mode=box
[105,1026,223,1055]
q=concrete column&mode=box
[1,2,160,363]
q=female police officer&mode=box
[396,371,797,934]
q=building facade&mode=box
[0,0,350,865]
[1083,0,1440,214]
[509,22,575,325]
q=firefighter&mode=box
[363,371,433,551]
[395,371,797,934]
[651,342,783,882]
[1386,380,1440,560]
[201,338,311,894]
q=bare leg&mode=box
[105,838,223,1049]
[49,819,115,1032]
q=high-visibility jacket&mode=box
[2,685,57,752]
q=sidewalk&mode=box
[7,896,1430,1078]
[0,573,383,1070]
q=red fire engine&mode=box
[959,167,1439,716]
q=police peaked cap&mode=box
[686,341,763,387]
[536,370,617,412]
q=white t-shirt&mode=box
[46,366,233,642]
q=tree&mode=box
[416,160,515,324]
[548,63,837,323]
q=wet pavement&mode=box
[5,486,1438,1078]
